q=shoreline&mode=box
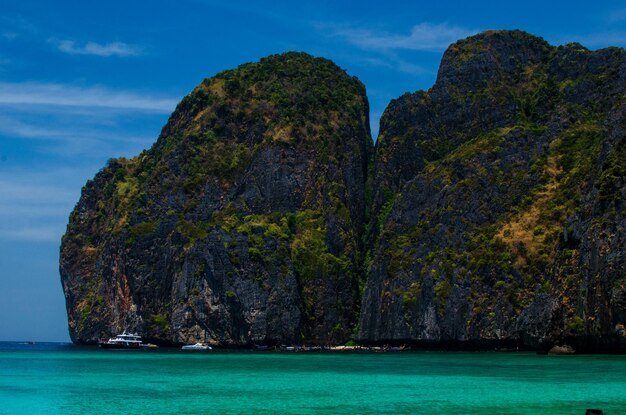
[4,340,626,355]
[61,335,626,354]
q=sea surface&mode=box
[1,342,625,414]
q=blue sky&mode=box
[1,0,625,342]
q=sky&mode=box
[1,0,625,342]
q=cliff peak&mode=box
[435,29,553,92]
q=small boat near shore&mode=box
[99,332,145,350]
[181,342,212,351]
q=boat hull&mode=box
[181,342,212,350]
[99,343,143,350]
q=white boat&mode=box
[99,332,144,349]
[181,342,212,351]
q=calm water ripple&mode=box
[0,342,624,414]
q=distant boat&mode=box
[99,332,144,349]
[181,342,212,351]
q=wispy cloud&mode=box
[1,32,17,41]
[0,168,88,242]
[0,115,151,144]
[0,171,78,206]
[49,38,142,57]
[0,226,64,242]
[393,57,428,75]
[350,53,428,75]
[0,14,38,37]
[0,119,152,164]
[326,22,477,51]
[0,82,177,112]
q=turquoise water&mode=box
[1,343,625,414]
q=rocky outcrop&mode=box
[61,31,626,351]
[359,30,626,351]
[60,52,373,345]
[548,344,575,355]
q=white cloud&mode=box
[327,22,477,51]
[0,82,177,112]
[50,39,142,57]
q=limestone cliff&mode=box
[60,52,373,345]
[360,30,626,351]
[61,32,626,351]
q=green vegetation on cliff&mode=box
[61,32,626,351]
[360,30,626,348]
[61,52,372,346]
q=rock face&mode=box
[548,344,575,355]
[60,52,373,345]
[61,31,626,350]
[359,30,626,351]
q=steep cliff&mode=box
[360,30,626,351]
[60,52,373,345]
[61,31,626,351]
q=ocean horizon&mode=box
[1,342,625,414]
